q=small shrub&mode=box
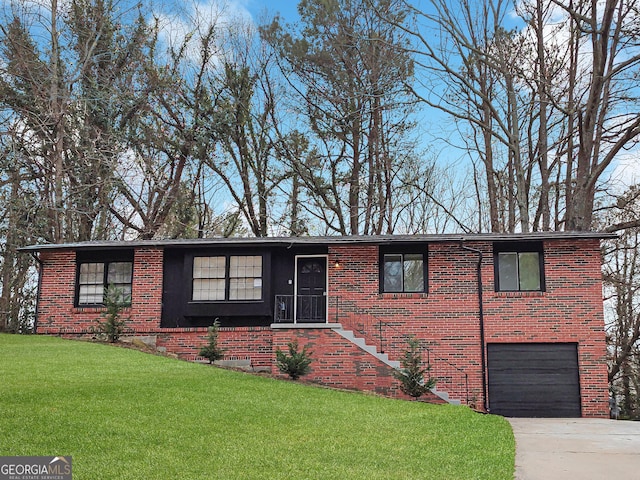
[394,337,436,399]
[93,286,129,343]
[199,320,225,364]
[275,340,312,380]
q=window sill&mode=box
[188,300,263,304]
[73,306,132,314]
[494,291,544,298]
[378,292,428,299]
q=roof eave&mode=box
[18,231,618,253]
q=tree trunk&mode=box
[535,0,551,231]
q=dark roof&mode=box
[20,231,616,252]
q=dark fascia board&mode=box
[19,231,617,253]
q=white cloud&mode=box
[153,0,254,66]
[607,147,640,192]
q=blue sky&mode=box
[213,0,298,24]
[245,0,299,20]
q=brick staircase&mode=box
[332,327,461,405]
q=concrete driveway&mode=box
[508,418,640,479]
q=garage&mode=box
[487,343,581,417]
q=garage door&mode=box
[487,343,581,417]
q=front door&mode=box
[296,257,327,322]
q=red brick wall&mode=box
[272,327,397,395]
[37,247,164,334]
[36,248,274,368]
[328,240,608,417]
[271,327,444,402]
[35,238,609,416]
[156,327,273,366]
[328,244,480,406]
[484,239,609,417]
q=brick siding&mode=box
[35,238,609,416]
[37,248,163,333]
[327,240,608,416]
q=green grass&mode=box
[0,334,514,479]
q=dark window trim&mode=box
[74,250,134,307]
[188,252,265,303]
[378,245,428,294]
[493,241,545,292]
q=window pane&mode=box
[518,252,541,291]
[78,263,104,304]
[79,284,104,304]
[193,279,225,301]
[498,253,519,291]
[301,262,322,274]
[104,262,133,305]
[193,257,226,301]
[229,256,262,300]
[230,256,262,278]
[229,278,262,300]
[383,254,403,292]
[404,254,424,292]
[229,255,241,277]
[118,285,132,304]
[105,284,132,305]
[78,261,133,306]
[253,261,263,276]
[108,262,132,284]
[193,257,225,279]
[79,263,104,285]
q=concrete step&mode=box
[431,387,461,405]
[337,330,375,352]
[333,328,399,370]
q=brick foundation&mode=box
[271,326,445,402]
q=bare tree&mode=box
[205,20,291,238]
[602,186,640,417]
[559,0,640,231]
[0,137,40,332]
[379,0,525,231]
[384,0,640,232]
[110,8,224,240]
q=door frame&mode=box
[293,254,329,323]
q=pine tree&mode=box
[94,286,129,343]
[275,341,312,380]
[394,337,436,399]
[199,320,225,364]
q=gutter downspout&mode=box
[30,252,43,333]
[461,242,488,412]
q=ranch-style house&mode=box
[22,232,613,417]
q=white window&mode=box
[192,255,263,301]
[193,257,226,301]
[78,263,105,304]
[229,256,262,300]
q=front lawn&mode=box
[0,335,514,479]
